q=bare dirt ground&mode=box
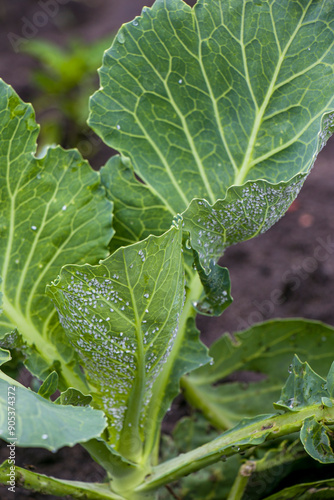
[0,1,334,498]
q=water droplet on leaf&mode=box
[118,32,125,44]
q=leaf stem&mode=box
[118,252,146,462]
[226,463,253,500]
[136,404,334,493]
[142,270,203,461]
[0,461,124,500]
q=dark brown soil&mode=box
[0,1,334,499]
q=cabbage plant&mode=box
[1,0,334,498]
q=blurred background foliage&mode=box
[21,35,113,158]
[0,0,156,166]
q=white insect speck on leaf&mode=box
[31,225,37,231]
[178,79,183,84]
[62,205,67,211]
[138,249,145,262]
[41,434,48,440]
[117,125,121,130]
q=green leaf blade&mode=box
[193,258,232,316]
[0,80,113,386]
[183,176,305,270]
[101,156,172,253]
[183,319,334,429]
[263,478,334,499]
[326,362,334,398]
[0,375,106,452]
[55,387,93,407]
[274,355,328,412]
[0,348,11,366]
[89,0,334,269]
[300,417,334,464]
[38,371,58,399]
[47,227,185,457]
